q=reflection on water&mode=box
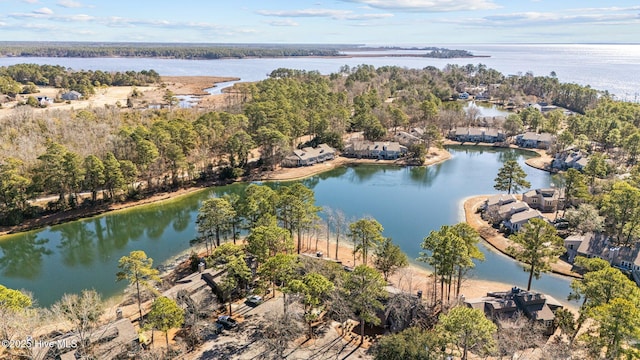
[464,101,512,118]
[0,232,51,279]
[0,146,573,306]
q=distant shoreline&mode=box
[0,53,488,60]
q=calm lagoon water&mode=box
[3,43,627,305]
[0,147,573,307]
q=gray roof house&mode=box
[449,127,505,143]
[564,232,640,272]
[394,131,423,146]
[486,194,517,209]
[503,209,545,233]
[61,90,82,101]
[552,150,589,171]
[464,287,563,335]
[523,188,561,213]
[497,201,530,221]
[409,127,424,137]
[282,143,336,167]
[483,194,518,223]
[516,132,555,149]
[343,141,407,160]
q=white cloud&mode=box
[267,19,299,27]
[60,14,93,22]
[257,8,393,20]
[436,6,640,29]
[258,9,353,18]
[339,0,501,12]
[57,0,83,8]
[33,7,53,15]
[483,11,639,26]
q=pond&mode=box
[0,146,573,307]
[464,101,512,118]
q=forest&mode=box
[0,63,160,97]
[0,42,479,59]
[2,60,640,358]
[0,42,344,59]
[1,62,639,228]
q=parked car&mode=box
[217,315,238,329]
[213,322,224,334]
[246,295,263,306]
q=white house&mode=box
[36,96,53,106]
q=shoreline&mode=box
[462,194,581,279]
[0,147,451,237]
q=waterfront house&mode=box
[458,92,470,100]
[529,102,558,114]
[497,201,530,221]
[523,188,561,213]
[464,287,563,335]
[343,141,407,160]
[503,209,545,233]
[448,127,505,143]
[394,131,423,146]
[61,90,82,101]
[483,194,518,223]
[477,116,506,128]
[282,143,336,167]
[552,150,589,171]
[485,194,517,209]
[516,132,555,149]
[564,232,640,271]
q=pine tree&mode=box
[494,160,530,194]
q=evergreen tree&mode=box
[343,265,387,345]
[349,218,385,266]
[146,296,184,350]
[83,155,104,203]
[116,250,160,325]
[493,160,530,194]
[508,218,563,291]
[103,152,125,199]
[437,306,497,360]
[374,238,408,281]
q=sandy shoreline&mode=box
[2,143,579,310]
[0,147,451,236]
[463,194,581,280]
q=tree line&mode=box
[0,63,160,98]
[0,43,343,59]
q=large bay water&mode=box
[0,147,574,307]
[0,44,639,100]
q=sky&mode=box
[0,0,638,45]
